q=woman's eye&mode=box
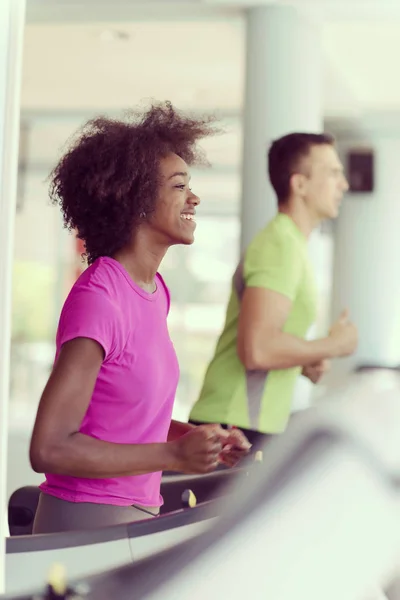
[175,184,186,190]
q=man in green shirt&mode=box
[189,132,358,446]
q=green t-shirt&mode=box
[189,213,318,434]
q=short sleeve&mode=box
[57,289,124,362]
[243,235,304,301]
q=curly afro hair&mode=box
[49,101,219,265]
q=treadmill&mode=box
[6,372,400,600]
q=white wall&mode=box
[330,114,400,379]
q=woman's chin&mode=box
[180,233,195,246]
[165,233,195,247]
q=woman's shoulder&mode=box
[62,258,124,316]
[69,257,129,300]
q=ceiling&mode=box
[21,17,400,118]
[20,2,400,174]
[21,20,245,114]
[25,0,400,22]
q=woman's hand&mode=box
[168,424,231,474]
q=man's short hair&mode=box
[268,132,335,205]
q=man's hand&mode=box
[218,428,252,468]
[329,309,358,357]
[302,359,330,384]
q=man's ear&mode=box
[289,172,307,197]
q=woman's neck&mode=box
[113,229,169,291]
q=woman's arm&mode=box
[30,338,180,478]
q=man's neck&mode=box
[278,203,320,238]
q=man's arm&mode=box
[237,287,353,371]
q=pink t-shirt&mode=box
[40,257,179,507]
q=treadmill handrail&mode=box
[6,499,220,555]
[78,423,396,600]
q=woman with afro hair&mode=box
[29,101,250,534]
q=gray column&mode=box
[0,0,26,592]
[330,114,400,378]
[240,5,323,251]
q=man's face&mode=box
[298,144,349,220]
